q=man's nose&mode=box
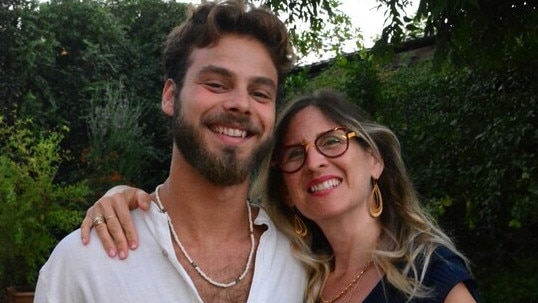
[224,89,251,115]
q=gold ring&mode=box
[105,215,116,222]
[92,215,105,227]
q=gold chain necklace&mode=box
[320,259,373,303]
[155,184,255,288]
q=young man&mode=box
[34,1,306,302]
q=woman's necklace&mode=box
[154,184,255,288]
[320,259,373,303]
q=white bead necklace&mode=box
[154,184,255,288]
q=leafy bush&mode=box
[284,54,380,114]
[84,81,156,197]
[0,0,187,190]
[377,62,538,231]
[477,257,538,303]
[0,115,90,290]
[374,61,537,301]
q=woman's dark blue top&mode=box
[363,246,481,303]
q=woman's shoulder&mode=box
[364,245,481,303]
[425,245,470,280]
[422,244,481,302]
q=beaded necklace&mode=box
[154,184,255,288]
[320,259,373,303]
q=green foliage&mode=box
[284,64,345,100]
[0,0,186,191]
[105,0,189,111]
[260,0,359,58]
[36,0,133,150]
[336,56,381,115]
[377,62,538,232]
[104,0,189,190]
[441,0,538,74]
[85,81,156,197]
[285,54,380,113]
[0,115,90,290]
[0,0,56,127]
[373,0,538,71]
[376,62,537,300]
[477,257,538,303]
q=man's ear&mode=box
[162,79,176,117]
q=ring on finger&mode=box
[105,215,117,222]
[92,215,105,227]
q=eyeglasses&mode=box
[274,127,358,173]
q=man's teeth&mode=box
[308,179,341,193]
[214,126,247,138]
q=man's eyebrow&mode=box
[198,65,232,77]
[251,76,277,91]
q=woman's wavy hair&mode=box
[163,0,295,106]
[252,89,471,302]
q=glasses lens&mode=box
[316,129,349,157]
[277,145,305,172]
[276,128,352,173]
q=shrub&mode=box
[0,115,90,291]
[84,81,156,197]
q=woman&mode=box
[82,89,481,302]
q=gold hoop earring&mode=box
[369,180,383,218]
[293,208,308,238]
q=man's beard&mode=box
[171,101,273,186]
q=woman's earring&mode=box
[369,179,383,218]
[293,207,308,238]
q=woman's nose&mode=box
[304,144,329,171]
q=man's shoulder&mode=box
[48,228,113,262]
[51,208,157,260]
